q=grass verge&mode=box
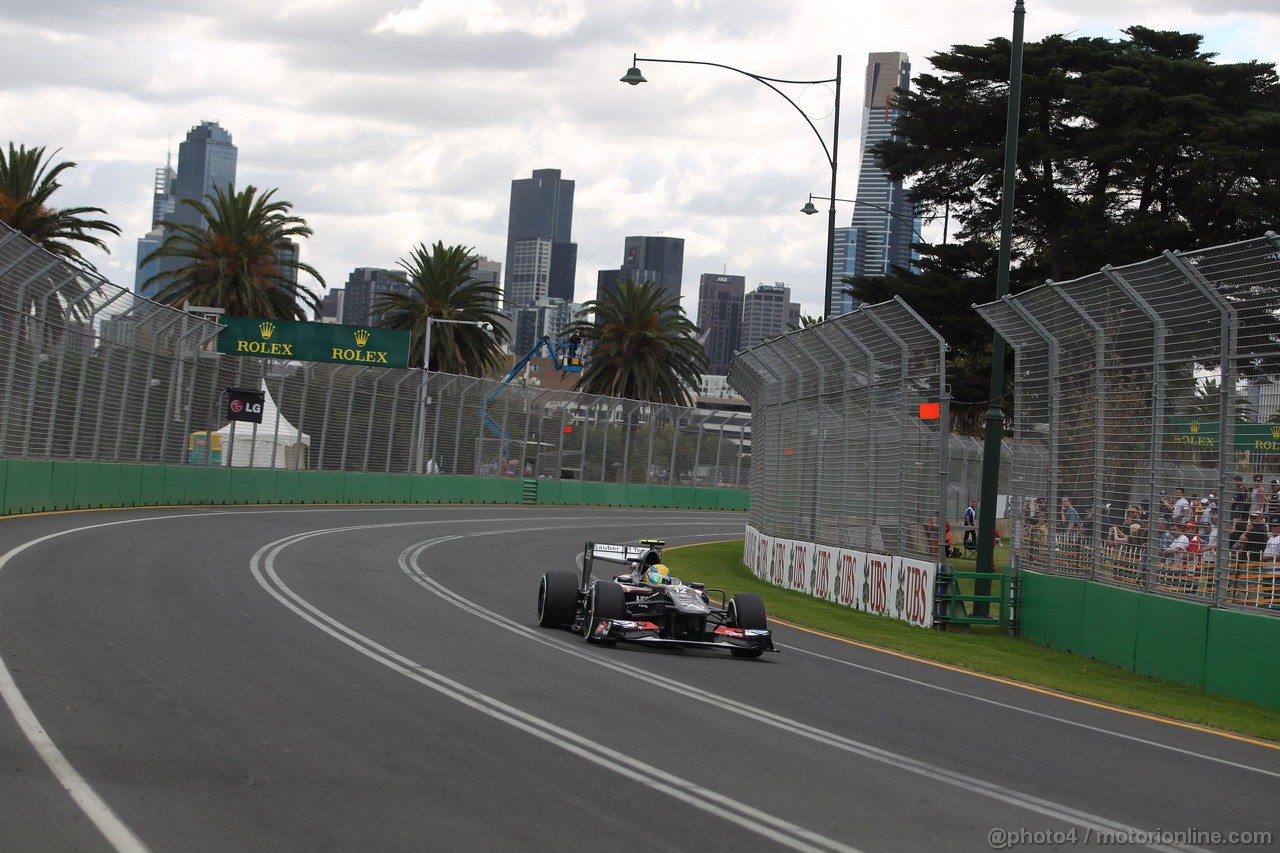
[663,540,1280,744]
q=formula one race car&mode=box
[536,539,776,658]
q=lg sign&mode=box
[226,388,266,424]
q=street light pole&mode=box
[622,53,842,318]
[975,0,1027,611]
[414,316,491,474]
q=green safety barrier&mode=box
[1020,570,1280,708]
[0,460,749,516]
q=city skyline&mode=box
[134,120,238,299]
[7,2,1277,317]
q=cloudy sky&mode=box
[5,1,1279,317]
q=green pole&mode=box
[975,0,1026,613]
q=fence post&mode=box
[1103,267,1166,591]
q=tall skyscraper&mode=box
[696,273,745,376]
[169,120,238,230]
[594,235,685,308]
[505,169,576,307]
[741,283,800,350]
[832,52,915,316]
[135,120,238,298]
[623,236,684,302]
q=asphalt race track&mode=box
[0,505,1276,852]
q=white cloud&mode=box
[2,0,1277,317]
[372,0,586,39]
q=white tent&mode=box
[215,382,311,468]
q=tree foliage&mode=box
[569,279,708,406]
[0,142,120,273]
[141,184,324,320]
[374,241,509,377]
[845,241,1007,435]
[849,27,1280,433]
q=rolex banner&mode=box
[217,317,411,369]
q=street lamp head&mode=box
[620,65,647,85]
[800,196,820,216]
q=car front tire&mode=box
[583,581,625,645]
[727,592,768,658]
[538,571,579,630]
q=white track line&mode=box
[390,529,1216,853]
[778,643,1280,780]
[252,526,857,853]
[0,515,221,853]
[0,510,739,853]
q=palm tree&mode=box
[0,143,121,273]
[787,314,824,331]
[140,184,324,319]
[374,242,509,376]
[569,279,707,405]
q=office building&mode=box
[319,288,344,323]
[135,121,238,299]
[741,283,800,349]
[594,265,659,306]
[150,154,177,227]
[623,236,684,302]
[696,273,745,375]
[340,267,409,327]
[473,256,502,288]
[513,297,582,355]
[505,169,576,306]
[832,52,916,317]
[507,239,553,308]
[595,235,685,308]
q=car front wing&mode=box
[584,618,777,654]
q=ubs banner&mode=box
[217,317,411,369]
[744,524,936,628]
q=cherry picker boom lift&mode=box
[480,334,583,463]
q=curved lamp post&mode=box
[414,316,492,474]
[801,193,928,242]
[622,53,843,318]
[803,193,933,309]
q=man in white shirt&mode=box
[1263,519,1280,567]
[1172,488,1191,525]
[1162,521,1189,558]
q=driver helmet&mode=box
[647,564,671,584]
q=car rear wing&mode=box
[582,541,654,588]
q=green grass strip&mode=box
[663,540,1280,744]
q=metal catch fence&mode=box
[975,231,1280,615]
[727,297,948,560]
[0,223,750,487]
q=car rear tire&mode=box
[727,593,767,658]
[538,571,579,630]
[584,581,626,645]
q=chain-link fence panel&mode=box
[976,231,1280,616]
[729,297,947,560]
[0,223,750,487]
